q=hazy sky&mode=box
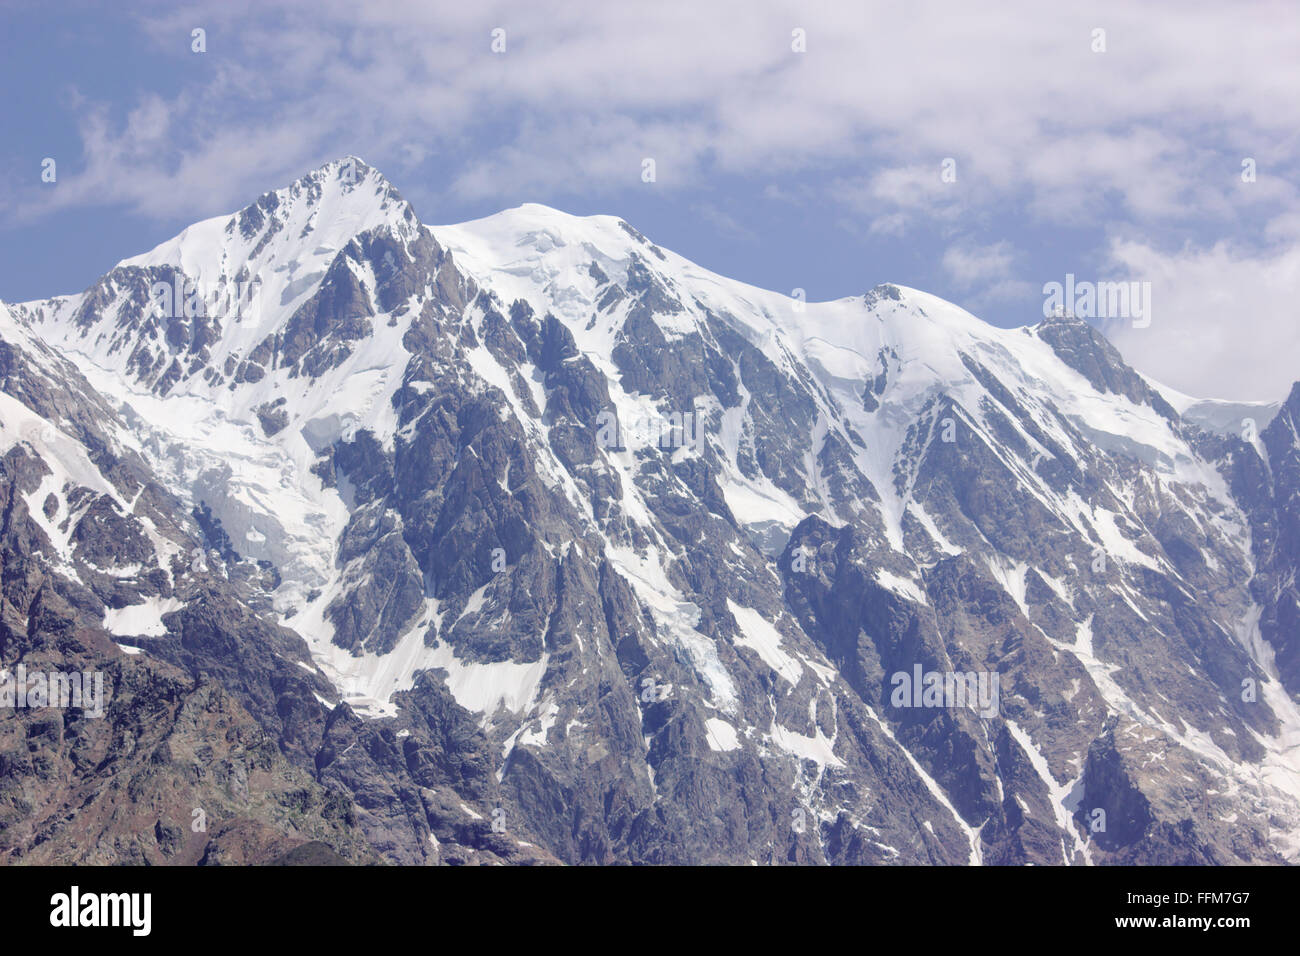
[2,0,1297,400]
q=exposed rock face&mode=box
[3,159,1300,866]
[1241,384,1300,695]
[1033,313,1178,421]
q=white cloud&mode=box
[939,241,1035,314]
[942,241,1017,288]
[1102,238,1300,402]
[7,0,1295,229]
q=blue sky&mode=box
[2,0,1297,400]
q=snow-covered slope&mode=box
[1145,375,1280,441]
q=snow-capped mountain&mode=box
[4,157,1299,864]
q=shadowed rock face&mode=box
[3,160,1300,866]
[1247,384,1300,694]
[1033,313,1179,422]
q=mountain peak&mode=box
[1028,310,1178,421]
[863,283,906,308]
[240,154,416,238]
[1034,308,1091,330]
[296,155,392,195]
[112,156,419,284]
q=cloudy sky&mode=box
[2,0,1297,400]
